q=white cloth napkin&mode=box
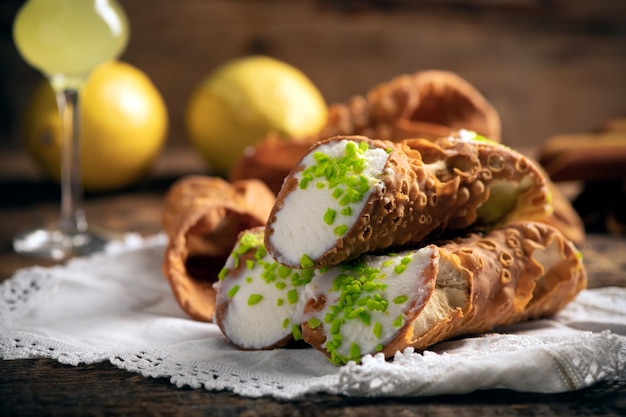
[1,234,625,399]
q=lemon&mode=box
[185,55,327,174]
[22,60,168,192]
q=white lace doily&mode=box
[1,234,625,399]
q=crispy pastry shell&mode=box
[162,176,275,321]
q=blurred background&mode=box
[1,0,625,163]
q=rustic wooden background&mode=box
[1,0,625,159]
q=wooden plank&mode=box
[0,358,624,416]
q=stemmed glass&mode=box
[12,0,129,260]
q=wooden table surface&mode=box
[1,149,625,417]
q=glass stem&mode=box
[55,88,87,235]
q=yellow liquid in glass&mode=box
[13,0,129,88]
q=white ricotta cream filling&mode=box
[302,246,437,364]
[269,139,390,266]
[215,234,315,349]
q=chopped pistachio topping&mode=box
[393,295,408,304]
[223,230,265,274]
[373,321,382,339]
[308,317,322,329]
[292,324,303,341]
[300,254,314,269]
[278,265,291,278]
[393,264,407,274]
[236,231,264,255]
[349,342,361,362]
[248,294,263,305]
[227,285,240,298]
[323,208,336,225]
[334,225,349,236]
[287,289,299,304]
[218,267,228,281]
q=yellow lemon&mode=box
[185,55,327,174]
[22,60,168,192]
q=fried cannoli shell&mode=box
[265,134,552,268]
[162,176,275,321]
[320,70,501,142]
[370,70,501,142]
[405,221,586,353]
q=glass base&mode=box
[13,225,108,261]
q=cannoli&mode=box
[301,221,586,365]
[162,176,275,322]
[265,131,552,269]
[214,227,315,349]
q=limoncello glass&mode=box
[12,0,129,260]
